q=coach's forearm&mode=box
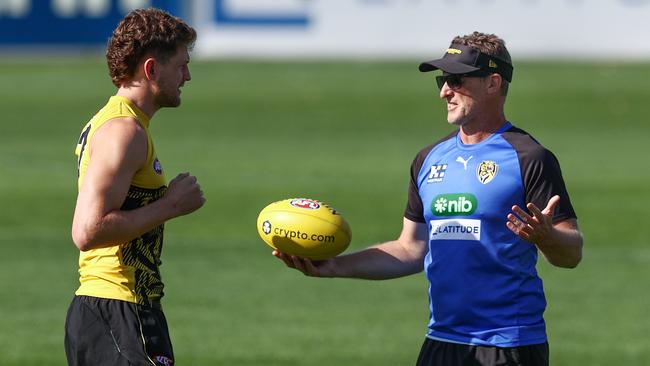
[333,241,425,280]
[536,225,583,268]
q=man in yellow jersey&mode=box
[65,8,204,366]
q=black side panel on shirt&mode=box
[404,130,458,223]
[502,126,577,223]
[120,185,167,306]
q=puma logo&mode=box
[456,156,473,170]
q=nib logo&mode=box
[432,194,477,216]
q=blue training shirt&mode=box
[404,122,576,347]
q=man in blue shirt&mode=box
[274,31,583,366]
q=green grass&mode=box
[0,59,648,365]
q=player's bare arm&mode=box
[507,195,583,268]
[71,117,205,251]
[274,218,428,279]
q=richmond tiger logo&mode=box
[477,160,498,184]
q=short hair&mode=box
[106,8,197,87]
[452,32,511,96]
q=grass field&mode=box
[0,58,649,365]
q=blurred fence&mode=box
[2,0,650,59]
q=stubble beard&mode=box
[447,111,469,127]
[155,88,181,109]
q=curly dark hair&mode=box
[106,8,197,87]
[453,32,512,95]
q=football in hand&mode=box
[257,198,351,260]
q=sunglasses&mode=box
[435,74,465,90]
[435,72,492,91]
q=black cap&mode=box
[419,43,513,82]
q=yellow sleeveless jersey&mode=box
[74,95,167,306]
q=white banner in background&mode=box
[191,0,650,60]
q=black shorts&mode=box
[64,295,174,366]
[416,338,549,366]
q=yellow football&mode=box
[256,198,352,260]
